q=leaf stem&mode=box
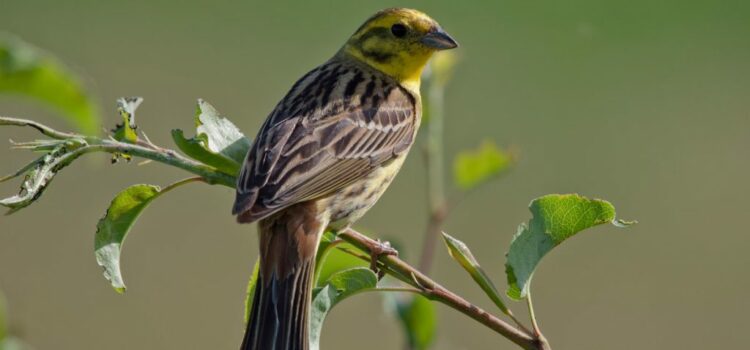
[159,176,206,194]
[526,291,541,337]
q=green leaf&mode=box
[309,268,377,350]
[441,232,509,314]
[94,182,196,293]
[171,99,251,175]
[0,138,87,214]
[315,249,367,286]
[324,268,377,301]
[505,194,635,300]
[314,231,339,283]
[195,99,251,163]
[243,258,260,324]
[309,285,336,350]
[315,231,338,269]
[453,141,513,191]
[394,295,437,350]
[0,33,99,134]
[111,97,141,144]
[313,231,368,286]
[171,129,241,175]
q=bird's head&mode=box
[340,8,458,89]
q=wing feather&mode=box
[233,62,417,223]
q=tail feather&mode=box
[242,261,315,350]
[241,202,324,350]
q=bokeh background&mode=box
[1,1,749,349]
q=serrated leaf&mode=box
[111,97,141,144]
[0,139,87,214]
[442,232,509,314]
[505,194,634,300]
[309,268,377,350]
[453,141,512,191]
[94,182,196,293]
[394,295,436,350]
[0,33,100,134]
[243,258,260,324]
[171,99,250,175]
[195,99,251,164]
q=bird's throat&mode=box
[340,45,428,93]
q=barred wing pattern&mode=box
[233,59,417,223]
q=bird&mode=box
[232,8,457,350]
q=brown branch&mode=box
[417,200,448,271]
[339,228,549,350]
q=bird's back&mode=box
[233,56,420,224]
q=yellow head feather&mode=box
[339,8,458,91]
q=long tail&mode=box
[241,202,325,350]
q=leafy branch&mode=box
[337,229,547,350]
[0,109,546,349]
[0,100,632,349]
[1,34,635,350]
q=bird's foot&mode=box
[369,240,398,279]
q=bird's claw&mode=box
[369,240,398,279]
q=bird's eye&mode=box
[390,23,407,38]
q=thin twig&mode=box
[370,287,424,294]
[417,201,448,271]
[339,228,544,350]
[0,116,78,139]
[81,140,235,187]
[418,72,449,272]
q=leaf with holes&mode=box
[94,182,196,293]
[111,97,141,144]
[172,99,250,175]
[0,138,87,214]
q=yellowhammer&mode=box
[232,8,457,350]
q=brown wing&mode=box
[233,62,417,223]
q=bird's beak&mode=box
[421,28,458,50]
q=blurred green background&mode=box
[1,0,748,349]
